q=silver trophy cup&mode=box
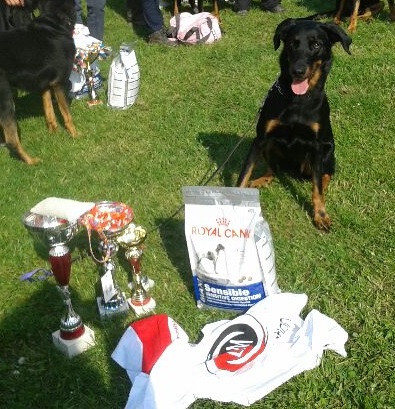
[22,212,85,340]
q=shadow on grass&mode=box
[157,216,195,294]
[0,279,130,409]
[197,131,316,223]
[295,0,336,14]
[197,131,253,187]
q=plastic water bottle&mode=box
[107,43,140,109]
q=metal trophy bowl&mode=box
[117,224,156,316]
[22,212,79,248]
[79,201,134,317]
[22,212,95,357]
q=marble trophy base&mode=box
[96,293,129,318]
[52,325,95,358]
[127,296,156,317]
[128,277,155,292]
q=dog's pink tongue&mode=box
[291,79,309,95]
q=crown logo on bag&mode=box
[216,218,230,227]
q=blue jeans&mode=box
[127,0,164,34]
[75,0,106,40]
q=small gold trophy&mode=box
[117,224,156,316]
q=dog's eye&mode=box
[311,41,320,49]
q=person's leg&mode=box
[74,0,83,24]
[141,0,164,34]
[234,0,251,14]
[86,0,106,40]
[126,0,144,24]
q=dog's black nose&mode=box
[292,65,307,78]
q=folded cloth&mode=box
[112,293,348,409]
[30,197,95,222]
[112,314,189,382]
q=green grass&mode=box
[1,0,395,407]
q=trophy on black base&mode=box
[22,212,95,358]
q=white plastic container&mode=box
[107,43,140,109]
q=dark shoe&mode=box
[263,4,285,12]
[234,0,250,13]
[148,29,178,46]
[166,25,177,38]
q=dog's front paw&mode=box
[314,210,331,231]
[249,175,274,188]
[333,16,342,25]
[47,123,58,133]
[25,156,42,165]
[347,22,357,33]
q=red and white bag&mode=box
[169,12,222,45]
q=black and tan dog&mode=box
[237,19,352,230]
[334,0,395,32]
[0,0,77,165]
[310,0,395,33]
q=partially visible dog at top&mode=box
[0,0,77,165]
[237,19,352,231]
[334,0,395,32]
[310,0,395,33]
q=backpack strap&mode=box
[195,17,213,44]
[176,14,214,44]
[183,25,201,42]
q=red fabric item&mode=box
[130,314,173,374]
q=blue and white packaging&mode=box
[182,186,280,312]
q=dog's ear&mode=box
[320,23,352,55]
[273,18,296,50]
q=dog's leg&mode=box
[249,168,274,188]
[51,84,77,137]
[388,0,395,20]
[42,88,59,133]
[0,78,40,164]
[237,146,258,187]
[334,0,346,24]
[237,140,274,188]
[348,0,361,32]
[212,0,220,21]
[360,1,384,21]
[312,171,331,230]
[238,119,280,187]
[2,117,41,165]
[174,0,179,15]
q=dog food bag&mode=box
[182,186,280,312]
[107,43,140,109]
